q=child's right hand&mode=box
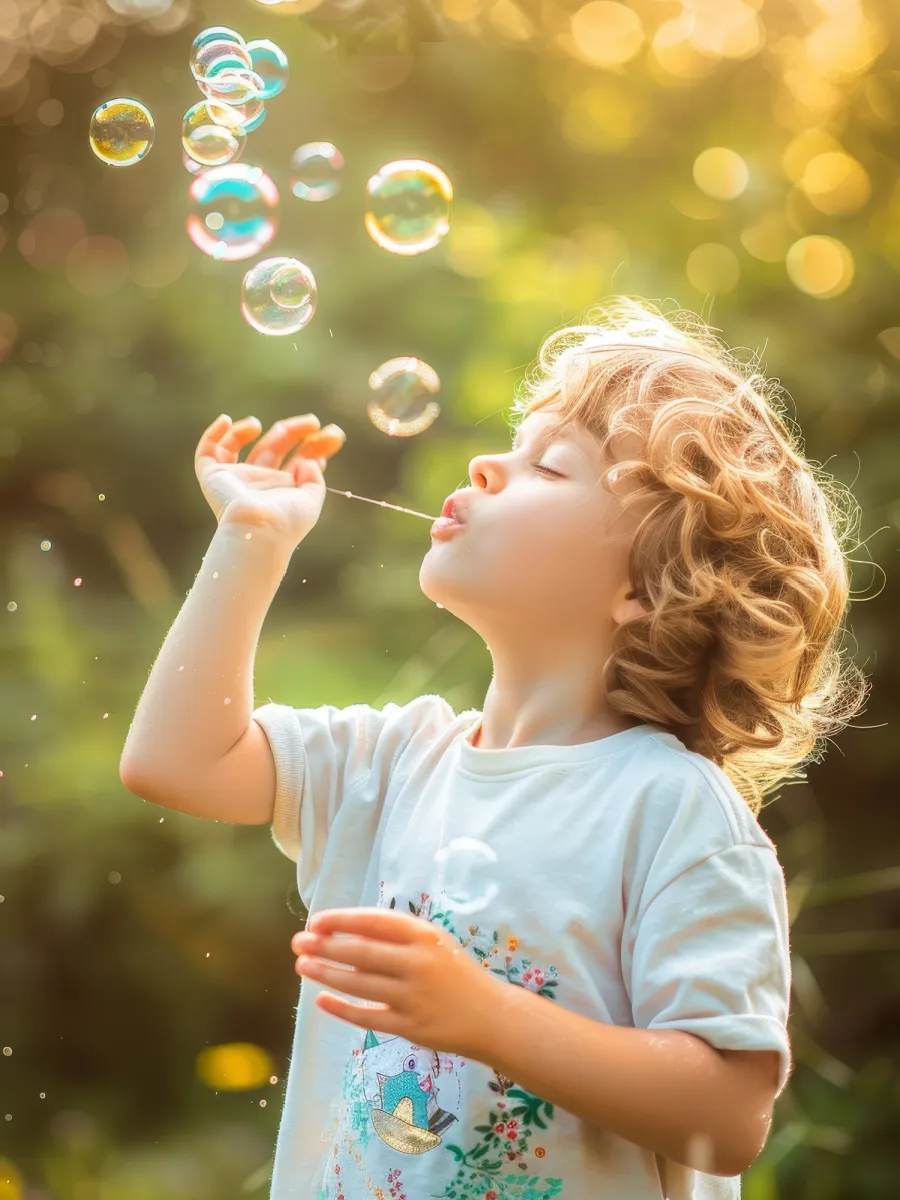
[194,413,346,545]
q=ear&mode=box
[612,585,648,627]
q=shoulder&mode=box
[364,692,478,771]
[621,725,777,853]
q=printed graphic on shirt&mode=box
[317,885,565,1200]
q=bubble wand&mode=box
[325,486,439,522]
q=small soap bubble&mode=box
[230,95,266,133]
[190,26,245,64]
[247,39,289,99]
[186,163,279,261]
[89,98,154,167]
[199,68,264,107]
[2,1047,11,1057]
[290,141,343,202]
[40,540,51,551]
[242,257,317,336]
[182,101,246,168]
[367,357,440,437]
[191,38,252,82]
[433,837,499,915]
[108,871,121,885]
[365,159,452,256]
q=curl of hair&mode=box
[511,296,870,815]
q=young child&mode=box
[120,296,866,1200]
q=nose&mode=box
[468,449,508,491]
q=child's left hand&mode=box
[292,906,500,1060]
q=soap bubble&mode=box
[198,68,264,107]
[241,257,317,336]
[247,39,289,99]
[367,357,441,437]
[182,101,246,167]
[433,837,499,916]
[186,164,279,262]
[190,26,245,62]
[191,38,252,82]
[364,159,452,256]
[290,142,344,202]
[89,99,154,166]
[230,96,266,133]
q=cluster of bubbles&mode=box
[88,25,453,439]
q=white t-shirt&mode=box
[252,693,792,1200]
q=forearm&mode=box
[473,984,755,1178]
[120,521,294,784]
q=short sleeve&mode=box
[624,842,793,1097]
[251,693,454,901]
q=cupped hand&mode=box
[194,413,345,546]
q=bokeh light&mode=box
[367,357,441,437]
[195,1043,275,1091]
[364,159,453,256]
[66,235,130,296]
[569,2,645,68]
[289,142,344,202]
[89,98,154,166]
[241,257,317,335]
[786,235,855,299]
[186,163,279,261]
[692,147,750,201]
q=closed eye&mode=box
[533,463,565,478]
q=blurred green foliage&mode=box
[1,0,900,1196]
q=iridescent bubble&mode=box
[182,101,246,168]
[364,159,452,256]
[241,257,317,336]
[186,164,279,262]
[191,38,252,82]
[190,26,245,61]
[89,98,154,167]
[290,142,343,202]
[433,837,499,916]
[247,39,289,99]
[198,68,264,107]
[367,357,441,437]
[230,95,266,133]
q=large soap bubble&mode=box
[247,39,289,99]
[186,164,279,262]
[433,837,499,916]
[89,99,154,166]
[241,257,317,335]
[230,95,266,133]
[290,142,344,202]
[367,357,441,437]
[364,159,452,256]
[190,26,245,61]
[182,101,246,167]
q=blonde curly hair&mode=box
[510,296,870,815]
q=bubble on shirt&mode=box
[367,357,441,438]
[247,39,289,99]
[290,141,344,202]
[89,99,154,167]
[364,159,452,256]
[241,256,317,336]
[186,163,278,261]
[433,837,499,916]
[182,101,246,168]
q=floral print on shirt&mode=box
[316,885,565,1200]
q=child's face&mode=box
[419,407,642,650]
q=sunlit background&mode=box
[2,0,900,1196]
